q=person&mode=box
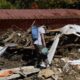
[31,21,49,68]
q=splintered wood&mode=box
[0,29,32,48]
[0,28,55,49]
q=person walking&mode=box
[31,21,49,68]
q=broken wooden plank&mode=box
[3,32,15,43]
[5,43,18,47]
[48,28,60,32]
[47,34,61,64]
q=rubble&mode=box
[0,24,80,80]
[38,68,54,78]
[47,24,80,65]
[0,66,40,80]
[47,34,61,64]
[0,28,32,48]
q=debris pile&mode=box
[0,24,80,80]
[0,28,32,48]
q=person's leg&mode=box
[41,54,50,67]
[34,45,43,67]
[34,45,49,68]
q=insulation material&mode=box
[60,24,80,36]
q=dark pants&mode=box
[34,44,47,64]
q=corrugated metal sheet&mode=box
[0,9,80,19]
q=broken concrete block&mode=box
[0,66,40,79]
[38,68,54,78]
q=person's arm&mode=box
[41,33,46,47]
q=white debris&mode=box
[5,43,18,47]
[60,24,80,36]
[17,33,21,36]
[63,59,80,72]
[0,66,40,80]
[47,24,80,65]
[47,34,61,64]
[0,46,7,56]
[68,59,80,65]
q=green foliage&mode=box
[48,0,68,8]
[0,0,80,9]
[73,1,80,9]
[0,0,14,9]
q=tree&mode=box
[0,0,14,9]
[1,0,80,9]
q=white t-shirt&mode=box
[34,26,45,45]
